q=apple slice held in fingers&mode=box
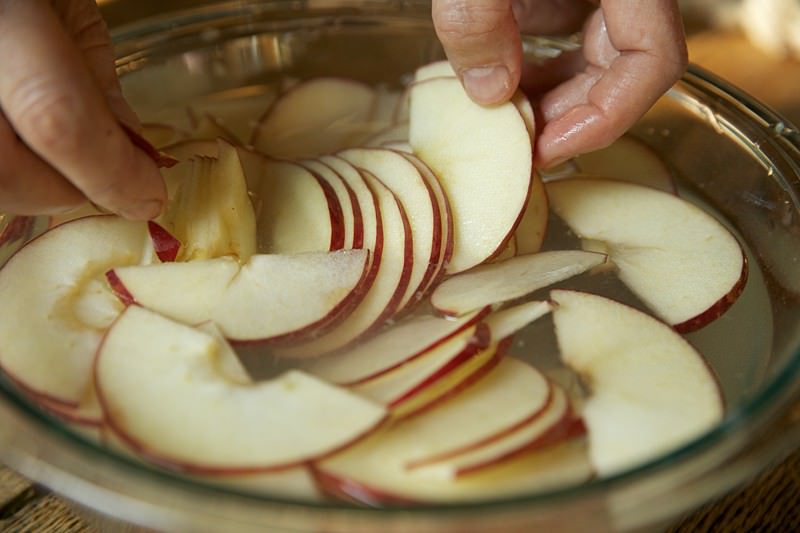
[96,305,387,474]
[0,216,158,405]
[431,250,608,317]
[546,179,747,331]
[107,249,370,344]
[157,140,257,262]
[409,77,533,273]
[550,289,724,475]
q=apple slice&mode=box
[550,289,724,475]
[303,307,490,385]
[157,140,257,262]
[190,467,323,501]
[299,159,362,250]
[243,154,344,254]
[513,172,549,255]
[0,216,157,405]
[363,123,409,147]
[140,122,186,148]
[390,357,552,469]
[187,86,278,144]
[96,305,387,473]
[409,77,533,273]
[107,249,370,344]
[482,300,553,342]
[251,77,376,158]
[313,427,591,504]
[348,323,488,404]
[431,250,608,317]
[408,385,583,479]
[274,170,411,357]
[339,147,440,309]
[571,134,677,193]
[546,179,748,331]
[399,151,454,293]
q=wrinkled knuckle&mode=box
[7,79,84,154]
[434,0,508,44]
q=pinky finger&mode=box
[0,111,85,215]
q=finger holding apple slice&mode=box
[409,77,533,273]
[96,305,387,474]
[546,179,748,332]
[550,289,724,476]
[0,216,160,405]
[431,250,608,317]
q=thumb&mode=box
[432,0,522,105]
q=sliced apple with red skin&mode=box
[431,250,608,317]
[157,140,257,262]
[399,151,454,291]
[299,159,363,250]
[251,77,376,159]
[339,147,441,310]
[550,289,724,475]
[348,323,490,412]
[409,77,533,273]
[386,357,552,470]
[513,172,549,255]
[107,249,370,344]
[96,305,387,474]
[275,170,412,357]
[0,216,158,405]
[492,234,517,262]
[482,300,553,341]
[570,134,677,193]
[303,307,490,386]
[363,123,409,147]
[243,154,344,254]
[408,385,583,479]
[546,179,748,331]
[147,221,181,262]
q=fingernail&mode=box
[118,199,163,221]
[462,65,511,105]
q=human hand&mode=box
[0,0,165,219]
[432,0,688,168]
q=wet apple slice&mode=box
[546,179,747,331]
[408,386,582,479]
[431,250,607,317]
[107,249,370,344]
[96,305,387,473]
[299,159,363,250]
[303,307,490,385]
[157,140,257,262]
[240,153,344,254]
[482,300,553,341]
[513,172,549,255]
[275,170,411,357]
[348,324,491,415]
[550,289,724,475]
[0,216,158,405]
[410,77,533,273]
[571,134,677,193]
[339,147,440,310]
[251,77,376,158]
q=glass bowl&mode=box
[1,1,800,531]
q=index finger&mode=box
[535,0,687,168]
[0,0,165,220]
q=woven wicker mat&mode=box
[1,447,798,532]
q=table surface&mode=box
[2,28,800,533]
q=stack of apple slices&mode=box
[0,59,752,504]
